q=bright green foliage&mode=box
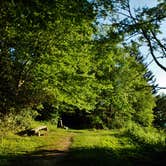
[127,123,166,147]
[0,0,156,129]
[0,0,96,114]
[88,40,155,128]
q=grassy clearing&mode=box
[0,129,68,156]
[0,122,71,165]
[61,128,166,166]
[0,123,166,166]
[62,129,138,166]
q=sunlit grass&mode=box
[62,128,166,166]
[70,129,136,154]
[0,123,165,166]
[0,122,69,157]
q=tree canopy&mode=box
[0,0,160,129]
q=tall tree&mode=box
[0,0,96,115]
[90,39,155,128]
[0,0,157,130]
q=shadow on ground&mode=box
[3,149,68,166]
[1,145,164,166]
[60,147,166,166]
[1,131,166,166]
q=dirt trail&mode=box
[9,134,73,166]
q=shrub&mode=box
[126,122,166,149]
[0,107,38,133]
